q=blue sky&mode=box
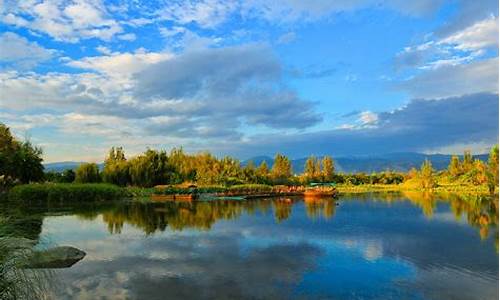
[0,0,498,162]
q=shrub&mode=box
[228,184,273,193]
[8,183,126,203]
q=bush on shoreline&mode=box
[8,183,126,203]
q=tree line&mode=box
[0,123,498,192]
[71,147,337,187]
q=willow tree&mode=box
[75,163,101,183]
[128,149,172,187]
[102,147,129,186]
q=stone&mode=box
[27,246,86,269]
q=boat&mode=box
[303,182,337,198]
[303,189,336,197]
[151,194,197,202]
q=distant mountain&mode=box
[44,161,84,172]
[242,153,489,174]
[44,161,104,172]
[45,152,489,174]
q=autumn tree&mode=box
[256,161,270,183]
[448,155,462,178]
[462,150,474,173]
[322,156,335,182]
[271,153,292,184]
[419,159,435,189]
[304,156,319,181]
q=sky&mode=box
[0,0,498,162]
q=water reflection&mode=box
[1,192,498,299]
[2,192,498,244]
[67,197,335,235]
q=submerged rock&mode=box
[28,246,86,269]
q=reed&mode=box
[8,183,127,203]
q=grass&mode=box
[336,184,402,193]
[227,184,273,193]
[336,183,494,195]
[0,216,54,299]
[150,184,275,195]
[8,183,127,203]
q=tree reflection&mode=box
[304,198,336,220]
[96,198,338,234]
[402,191,499,246]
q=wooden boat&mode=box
[151,194,197,202]
[303,182,337,198]
[303,189,336,197]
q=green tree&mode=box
[487,145,499,194]
[14,141,44,183]
[241,161,258,184]
[0,123,44,184]
[61,169,76,183]
[44,169,75,183]
[75,163,101,183]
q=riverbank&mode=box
[8,183,127,203]
[4,182,495,203]
[335,183,493,194]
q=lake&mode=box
[5,192,499,299]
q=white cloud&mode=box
[95,46,112,55]
[0,32,57,68]
[117,33,136,41]
[0,43,323,161]
[1,0,123,42]
[277,32,296,44]
[439,16,498,51]
[156,0,238,28]
[395,16,498,70]
[67,51,173,78]
[241,0,445,23]
[159,26,187,38]
[398,57,498,99]
[359,111,378,126]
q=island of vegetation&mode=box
[0,122,498,203]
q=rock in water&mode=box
[28,246,86,269]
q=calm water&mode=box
[8,192,500,299]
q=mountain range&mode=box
[242,153,489,174]
[44,152,489,174]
